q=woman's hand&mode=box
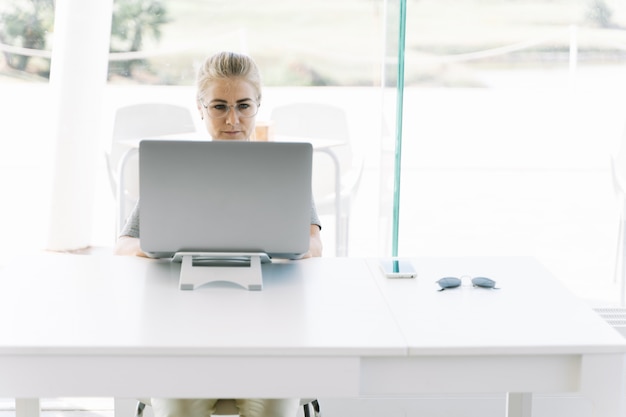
[302,224,323,258]
[113,236,149,257]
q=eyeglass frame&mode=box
[199,98,260,119]
[436,276,499,291]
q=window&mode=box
[1,0,625,304]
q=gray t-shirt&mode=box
[120,198,322,238]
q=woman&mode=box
[114,51,322,417]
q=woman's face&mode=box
[197,77,259,141]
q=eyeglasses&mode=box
[436,276,499,291]
[200,99,259,119]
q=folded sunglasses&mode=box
[436,276,499,291]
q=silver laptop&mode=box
[139,140,313,260]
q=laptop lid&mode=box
[139,140,313,259]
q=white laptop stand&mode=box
[173,252,270,291]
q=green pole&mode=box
[392,0,407,257]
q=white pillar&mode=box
[46,0,113,250]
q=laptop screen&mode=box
[139,140,313,259]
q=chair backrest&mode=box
[109,103,197,227]
[270,102,356,203]
[270,102,350,141]
[110,103,197,179]
[613,119,626,197]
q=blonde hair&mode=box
[196,51,262,102]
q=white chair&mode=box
[271,103,363,256]
[135,398,320,417]
[104,103,197,233]
[611,121,626,306]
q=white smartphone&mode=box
[379,259,417,278]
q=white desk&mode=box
[365,257,626,417]
[0,254,624,417]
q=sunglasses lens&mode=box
[472,277,496,288]
[437,277,462,290]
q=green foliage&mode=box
[110,0,169,52]
[0,0,170,78]
[585,0,614,28]
[0,0,54,71]
[109,0,170,77]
